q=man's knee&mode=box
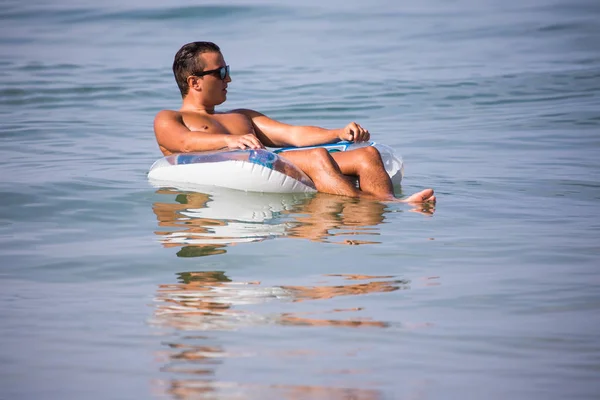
[309,148,335,170]
[356,146,383,167]
[361,145,382,159]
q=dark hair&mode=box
[173,41,221,97]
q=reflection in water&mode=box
[285,274,404,302]
[158,380,383,400]
[152,188,399,257]
[152,271,418,399]
[152,271,409,331]
[285,193,387,245]
[154,271,289,331]
[151,187,434,397]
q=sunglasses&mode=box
[193,65,230,80]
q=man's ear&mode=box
[187,75,202,92]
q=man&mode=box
[154,41,435,203]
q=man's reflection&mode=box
[153,190,229,257]
[161,380,382,400]
[153,271,408,331]
[152,189,404,257]
[285,193,387,244]
[152,271,408,398]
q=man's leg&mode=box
[329,146,394,199]
[279,147,435,203]
[279,148,361,197]
[330,146,436,203]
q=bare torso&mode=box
[159,110,255,155]
[181,110,253,135]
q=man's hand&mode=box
[339,122,370,142]
[224,134,265,150]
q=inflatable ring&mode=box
[148,141,403,193]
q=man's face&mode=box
[197,51,231,105]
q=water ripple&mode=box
[1,4,288,24]
[2,0,600,398]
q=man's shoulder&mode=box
[155,109,210,123]
[228,108,264,118]
[155,109,181,119]
[154,109,182,125]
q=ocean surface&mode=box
[1,0,599,398]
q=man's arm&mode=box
[232,109,370,148]
[153,110,264,155]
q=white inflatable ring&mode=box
[148,141,404,193]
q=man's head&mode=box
[173,41,230,100]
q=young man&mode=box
[154,41,435,203]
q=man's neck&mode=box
[180,97,216,114]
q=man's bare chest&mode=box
[181,112,254,136]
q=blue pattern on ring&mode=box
[248,150,276,169]
[176,154,202,165]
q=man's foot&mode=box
[401,188,436,204]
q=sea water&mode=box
[1,0,599,399]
